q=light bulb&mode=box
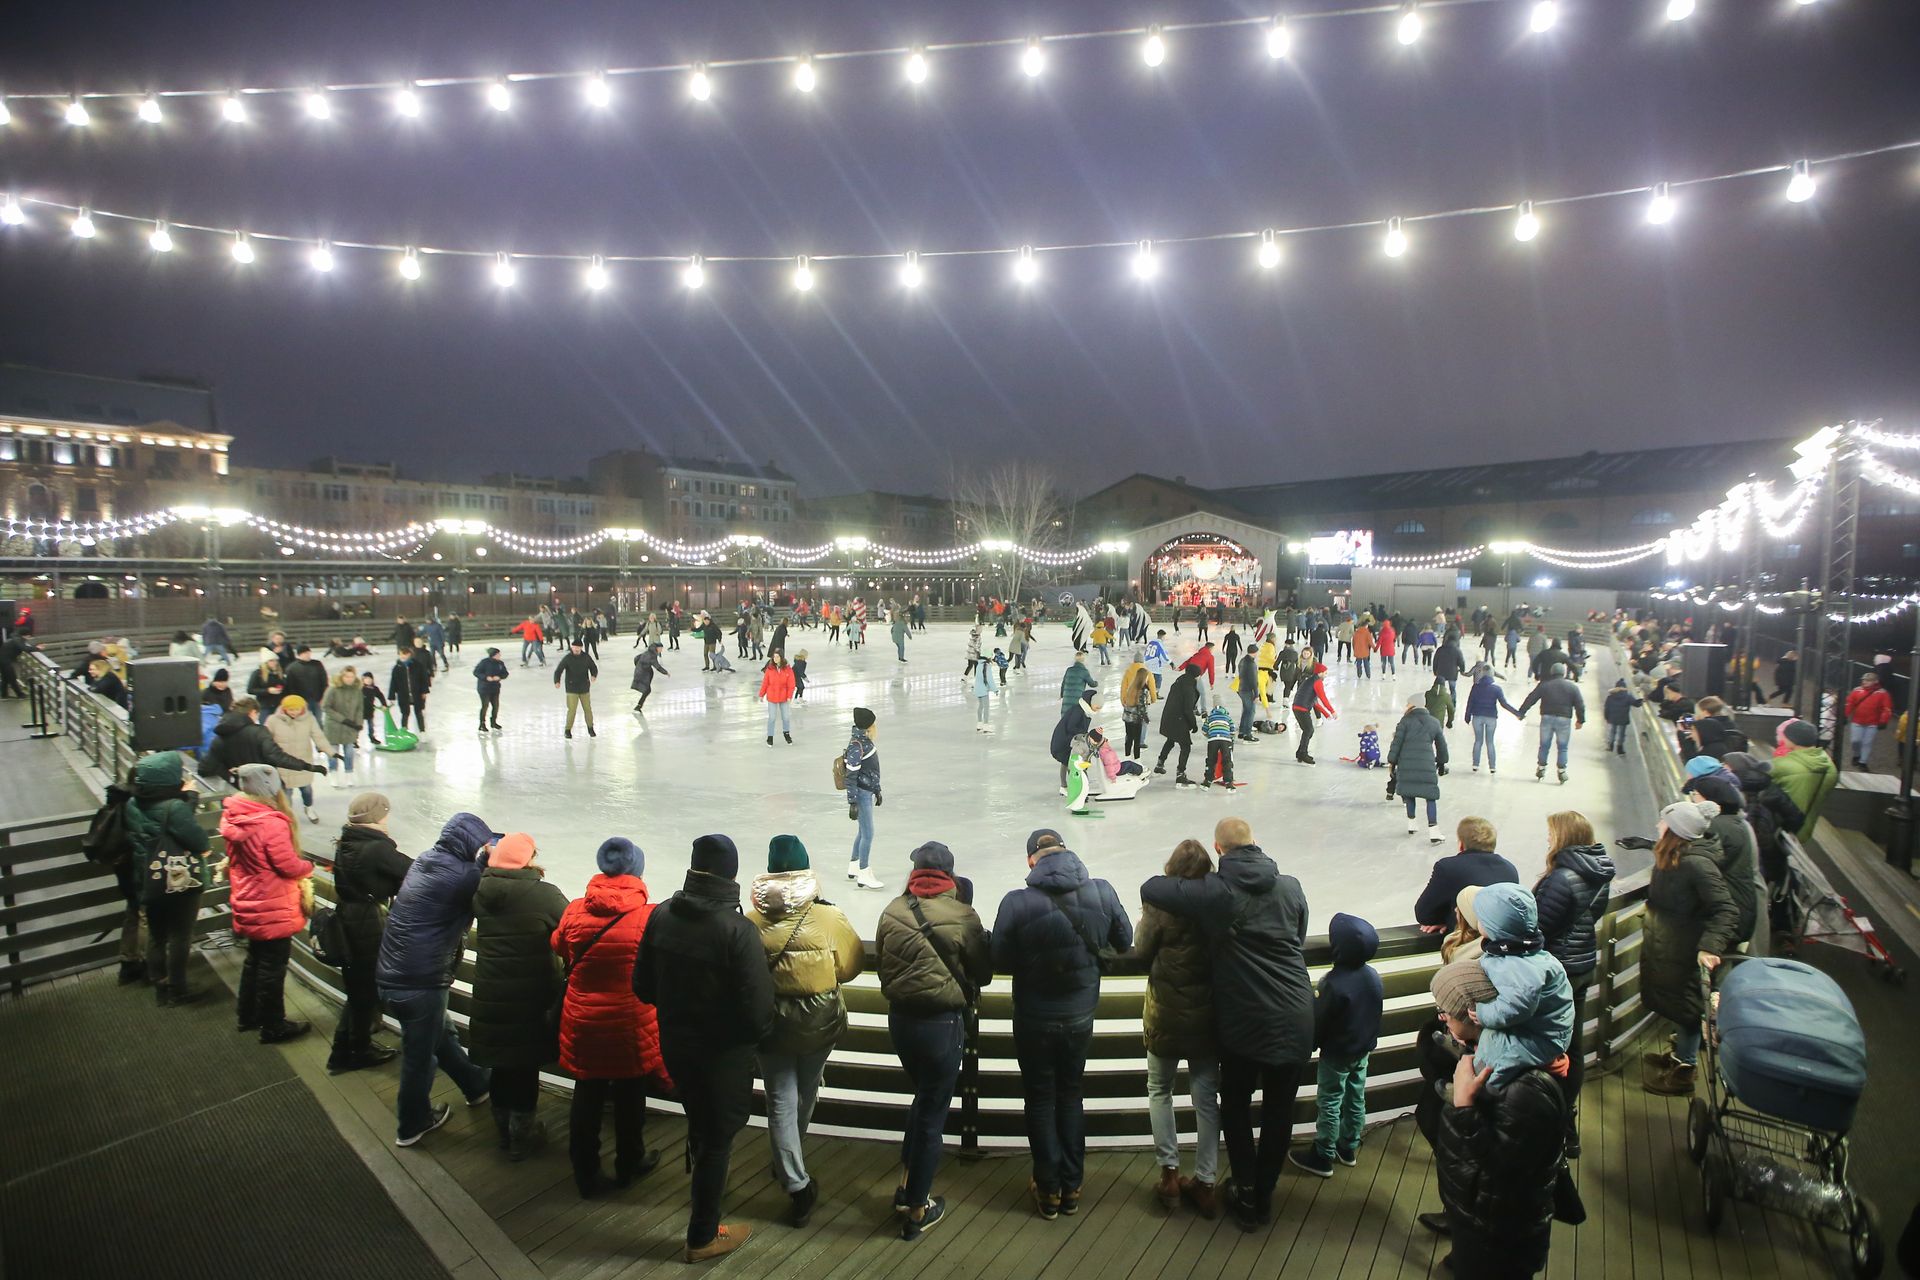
[1785,159,1815,203]
[1397,5,1423,45]
[899,252,924,288]
[682,256,706,289]
[1257,229,1282,269]
[1021,39,1046,78]
[1383,217,1409,258]
[793,255,814,292]
[1014,245,1039,284]
[398,249,422,280]
[1513,201,1541,242]
[585,73,612,108]
[149,221,173,253]
[0,100,10,127]
[138,96,163,123]
[222,94,248,123]
[584,256,609,291]
[1529,1,1559,33]
[72,208,97,238]
[65,97,91,126]
[396,84,422,118]
[1646,183,1676,225]
[793,58,816,93]
[1131,239,1158,280]
[689,65,712,101]
[905,48,929,84]
[304,90,330,120]
[0,196,24,226]
[1142,26,1167,67]
[310,240,334,272]
[487,79,511,112]
[1666,0,1695,20]
[231,233,255,264]
[1266,17,1292,59]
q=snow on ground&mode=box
[293,620,1655,937]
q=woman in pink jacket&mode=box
[223,764,316,1044]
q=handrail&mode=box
[18,648,137,782]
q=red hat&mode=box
[1314,662,1328,674]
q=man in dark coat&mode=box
[472,648,509,733]
[198,699,331,784]
[282,644,329,708]
[1413,817,1519,931]
[1154,664,1204,785]
[1140,817,1313,1229]
[389,648,431,732]
[390,616,417,653]
[992,830,1133,1216]
[375,812,499,1145]
[633,834,776,1263]
[553,639,598,738]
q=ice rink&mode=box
[285,619,1655,936]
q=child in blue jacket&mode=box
[1291,912,1384,1176]
[1201,703,1236,788]
[1470,884,1574,1087]
[1602,679,1641,754]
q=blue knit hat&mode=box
[596,837,644,878]
[1684,755,1723,779]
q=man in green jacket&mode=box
[124,752,213,1005]
[1771,720,1839,836]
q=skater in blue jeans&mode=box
[1290,913,1383,1177]
[1517,663,1586,783]
[1463,667,1522,773]
[844,707,883,890]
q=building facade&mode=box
[589,450,796,543]
[0,415,232,551]
[798,490,959,549]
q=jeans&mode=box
[766,701,791,735]
[1294,708,1316,760]
[895,637,907,660]
[1356,657,1370,678]
[1147,1053,1220,1182]
[1471,715,1498,769]
[564,692,594,731]
[1852,722,1879,763]
[1505,636,1519,665]
[1313,1055,1369,1158]
[570,1076,649,1187]
[851,790,875,869]
[1157,730,1193,774]
[1538,714,1573,769]
[669,1045,756,1248]
[762,1046,833,1192]
[976,696,991,725]
[1014,1015,1094,1193]
[287,784,313,809]
[145,888,202,995]
[1239,694,1257,737]
[380,986,490,1141]
[1673,1020,1704,1066]
[1218,1051,1305,1203]
[1606,721,1628,752]
[1404,795,1438,826]
[891,1010,966,1204]
[236,934,293,1029]
[1382,654,1395,673]
[1095,645,1110,666]
[329,741,356,775]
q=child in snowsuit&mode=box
[1202,703,1236,788]
[1469,884,1574,1087]
[1344,724,1383,768]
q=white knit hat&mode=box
[1658,799,1712,841]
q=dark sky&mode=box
[2,0,1917,498]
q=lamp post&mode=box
[1488,541,1520,619]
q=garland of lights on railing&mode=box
[1651,588,1920,626]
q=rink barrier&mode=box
[283,870,1652,1151]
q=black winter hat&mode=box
[910,841,955,873]
[853,706,876,730]
[691,833,739,880]
[1026,828,1064,856]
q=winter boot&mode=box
[507,1109,548,1161]
[117,960,147,985]
[492,1104,513,1152]
[1155,1166,1181,1210]
[1178,1176,1218,1219]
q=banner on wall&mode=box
[1308,530,1373,567]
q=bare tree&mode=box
[946,461,1069,604]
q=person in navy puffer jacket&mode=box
[376,811,500,1145]
[1530,810,1613,1156]
[1463,668,1521,773]
[1291,913,1383,1177]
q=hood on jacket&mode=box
[1551,843,1616,887]
[750,868,820,918]
[1721,751,1770,790]
[433,812,498,862]
[220,793,289,834]
[1328,912,1379,968]
[213,709,253,738]
[1474,883,1540,945]
[1216,844,1279,894]
[134,751,185,790]
[1026,848,1091,892]
[582,872,650,915]
[671,868,743,917]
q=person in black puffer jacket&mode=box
[1140,817,1313,1230]
[1529,812,1614,1156]
[1431,959,1566,1278]
[467,832,569,1160]
[198,699,330,784]
[326,794,413,1075]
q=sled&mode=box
[376,708,419,752]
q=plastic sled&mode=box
[1093,772,1149,802]
[376,708,419,752]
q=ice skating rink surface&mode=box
[302,620,1655,935]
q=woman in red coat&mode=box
[760,654,797,746]
[222,763,316,1044]
[552,836,672,1197]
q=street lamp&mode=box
[1488,540,1523,616]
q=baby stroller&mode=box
[1775,834,1906,983]
[1686,955,1882,1276]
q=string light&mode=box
[1,195,28,226]
[396,83,422,118]
[1854,424,1920,451]
[1383,216,1409,258]
[1646,182,1677,225]
[584,72,612,108]
[905,47,929,85]
[221,94,248,123]
[1513,201,1541,242]
[584,255,609,291]
[1396,3,1424,47]
[1266,17,1292,59]
[1785,159,1816,203]
[138,96,163,124]
[898,250,924,288]
[230,232,255,264]
[1142,26,1167,68]
[64,97,91,127]
[148,221,173,253]
[0,100,10,127]
[1373,545,1485,568]
[71,207,96,239]
[491,252,516,288]
[486,79,511,112]
[304,89,331,120]
[310,239,334,272]
[1014,244,1039,284]
[1666,0,1696,21]
[793,57,817,93]
[1529,1,1559,33]
[1131,239,1158,281]
[793,254,815,292]
[1021,38,1046,78]
[689,64,713,101]
[398,247,422,280]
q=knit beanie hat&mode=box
[1454,885,1484,935]
[767,834,809,873]
[1658,800,1712,841]
[280,694,307,714]
[491,833,536,870]
[1431,959,1499,1016]
[691,833,739,880]
[596,836,644,877]
[486,647,501,657]
[234,762,280,799]
[1684,755,1723,779]
[347,792,391,824]
[852,707,876,731]
[911,841,955,873]
[212,668,230,683]
[1782,719,1819,748]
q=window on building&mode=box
[693,480,703,493]
[51,443,75,466]
[537,498,555,514]
[75,486,99,512]
[1630,509,1676,526]
[323,483,350,502]
[489,495,509,511]
[291,481,317,500]
[578,500,592,516]
[254,480,280,497]
[558,499,577,516]
[464,493,485,509]
[95,447,116,467]
[691,501,702,517]
[0,438,15,462]
[1392,520,1427,534]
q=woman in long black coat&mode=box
[328,798,412,1074]
[467,834,569,1159]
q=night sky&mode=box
[2,0,1917,498]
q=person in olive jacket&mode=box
[1127,838,1220,1218]
[466,832,570,1160]
[745,835,864,1227]
[124,751,213,1005]
[1140,817,1313,1231]
[326,792,411,1075]
[632,834,776,1264]
[875,841,992,1240]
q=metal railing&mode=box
[18,648,136,782]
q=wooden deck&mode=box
[249,956,1853,1280]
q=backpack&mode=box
[831,752,849,793]
[307,903,347,967]
[82,786,136,867]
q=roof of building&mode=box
[1217,438,1797,516]
[803,489,951,508]
[1075,473,1260,524]
[661,455,794,483]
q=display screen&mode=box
[1308,530,1373,567]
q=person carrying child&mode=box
[1290,913,1383,1177]
[1464,884,1574,1088]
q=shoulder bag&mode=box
[546,910,631,1040]
[906,896,977,1007]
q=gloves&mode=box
[874,794,883,807]
[1437,763,1449,777]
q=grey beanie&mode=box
[234,762,281,799]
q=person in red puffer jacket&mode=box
[552,836,672,1198]
[223,763,317,1045]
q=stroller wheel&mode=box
[1700,1152,1731,1232]
[1685,1097,1712,1166]
[1848,1196,1883,1279]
